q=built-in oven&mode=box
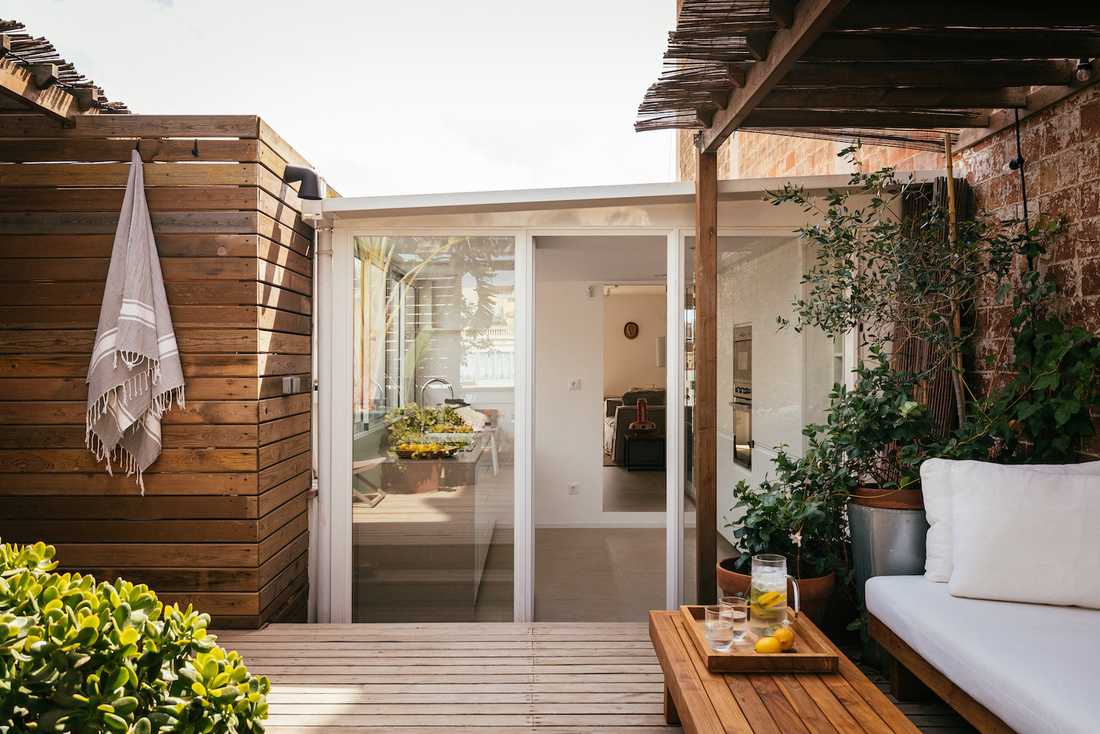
[732,325,752,469]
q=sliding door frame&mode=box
[526,226,685,617]
[320,224,687,622]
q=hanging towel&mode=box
[86,149,185,492]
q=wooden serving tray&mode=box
[679,605,839,673]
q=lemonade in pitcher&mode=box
[748,554,790,638]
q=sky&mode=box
[8,0,677,196]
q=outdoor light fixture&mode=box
[283,165,323,200]
[1076,58,1093,83]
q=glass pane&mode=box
[683,242,696,606]
[351,235,515,622]
[715,236,835,574]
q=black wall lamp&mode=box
[1077,58,1093,83]
[283,165,323,201]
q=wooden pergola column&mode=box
[694,147,718,604]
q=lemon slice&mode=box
[757,591,784,607]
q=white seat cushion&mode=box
[867,575,1100,734]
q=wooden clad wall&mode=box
[0,115,314,628]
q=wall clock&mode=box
[623,321,639,339]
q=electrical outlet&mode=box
[568,483,580,495]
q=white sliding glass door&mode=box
[322,227,684,622]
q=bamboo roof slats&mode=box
[0,19,128,116]
[637,0,1100,152]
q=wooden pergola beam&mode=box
[700,0,851,153]
[759,87,1028,110]
[836,1,1100,30]
[0,57,78,122]
[778,60,1076,88]
[804,31,1100,62]
[744,109,991,128]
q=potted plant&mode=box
[764,151,1020,586]
[718,442,849,623]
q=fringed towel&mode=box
[86,149,185,492]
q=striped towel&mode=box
[86,149,185,492]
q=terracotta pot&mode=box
[716,557,835,625]
[850,485,924,510]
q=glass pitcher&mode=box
[748,554,801,638]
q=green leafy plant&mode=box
[384,404,470,446]
[935,222,1100,463]
[816,349,932,490]
[0,540,269,733]
[727,438,851,579]
[767,148,1017,426]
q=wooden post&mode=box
[944,133,957,245]
[694,147,718,605]
[944,133,966,426]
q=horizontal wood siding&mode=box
[0,115,313,628]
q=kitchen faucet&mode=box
[418,376,454,406]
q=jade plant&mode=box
[0,540,269,733]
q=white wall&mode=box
[602,291,667,397]
[534,278,671,528]
[533,280,607,526]
[715,239,834,544]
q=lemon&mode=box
[754,636,781,654]
[757,591,784,607]
[773,626,795,651]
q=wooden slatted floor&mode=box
[215,623,972,733]
[216,623,676,733]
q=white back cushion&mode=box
[949,468,1100,608]
[922,459,1100,583]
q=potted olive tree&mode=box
[767,150,1100,602]
[764,151,1018,583]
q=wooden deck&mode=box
[216,622,676,733]
[215,623,974,733]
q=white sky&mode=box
[8,0,677,196]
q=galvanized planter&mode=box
[847,501,928,666]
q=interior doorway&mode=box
[532,234,686,621]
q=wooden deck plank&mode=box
[216,622,678,732]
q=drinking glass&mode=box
[719,595,750,645]
[703,605,733,651]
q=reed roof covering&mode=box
[1,18,129,115]
[637,0,1100,152]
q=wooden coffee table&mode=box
[649,610,920,733]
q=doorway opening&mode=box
[533,235,686,621]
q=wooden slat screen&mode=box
[0,114,313,628]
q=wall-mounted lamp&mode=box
[1077,58,1093,83]
[283,165,323,201]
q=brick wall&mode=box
[677,129,942,181]
[676,85,1100,459]
[957,85,1100,459]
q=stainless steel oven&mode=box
[732,325,752,469]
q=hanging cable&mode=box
[1009,109,1033,271]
